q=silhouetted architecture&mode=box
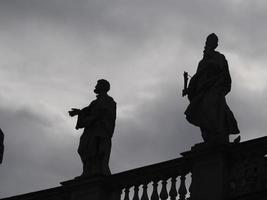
[0,128,4,164]
[69,79,116,178]
[3,136,267,200]
[183,33,240,143]
[2,37,266,200]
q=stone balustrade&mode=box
[3,136,267,200]
[108,157,192,200]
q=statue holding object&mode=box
[183,33,240,144]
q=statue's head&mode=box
[94,79,110,94]
[205,33,218,50]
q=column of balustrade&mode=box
[187,173,192,200]
[120,172,191,200]
[133,185,140,200]
[141,183,149,200]
[159,179,168,200]
[169,177,178,200]
[151,180,159,200]
[178,174,187,200]
[123,187,130,200]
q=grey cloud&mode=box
[1,0,267,66]
[0,98,79,197]
[111,81,201,172]
[229,87,267,139]
[111,69,267,173]
[1,0,267,198]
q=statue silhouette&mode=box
[183,33,240,143]
[69,79,116,177]
[0,128,4,164]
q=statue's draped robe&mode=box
[185,51,239,137]
[76,94,116,176]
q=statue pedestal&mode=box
[61,176,111,200]
[182,142,231,200]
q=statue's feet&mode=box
[201,130,229,144]
[75,171,110,180]
[74,171,93,180]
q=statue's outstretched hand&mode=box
[69,108,80,117]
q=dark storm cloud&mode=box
[1,0,267,66]
[2,0,265,49]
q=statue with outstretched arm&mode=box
[69,79,116,178]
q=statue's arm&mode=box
[68,108,81,117]
[73,106,93,129]
[187,75,198,101]
[220,56,232,95]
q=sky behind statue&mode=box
[0,0,267,198]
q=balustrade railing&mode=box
[4,136,267,200]
[108,157,192,200]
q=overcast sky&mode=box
[1,0,267,198]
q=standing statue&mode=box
[0,128,4,164]
[183,33,240,143]
[69,79,116,177]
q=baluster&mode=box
[110,188,122,200]
[169,177,178,200]
[141,183,149,200]
[160,179,168,200]
[124,187,130,200]
[133,185,140,200]
[187,173,193,200]
[151,180,159,200]
[178,174,187,200]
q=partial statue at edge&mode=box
[69,79,116,178]
[0,128,4,164]
[183,33,240,144]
